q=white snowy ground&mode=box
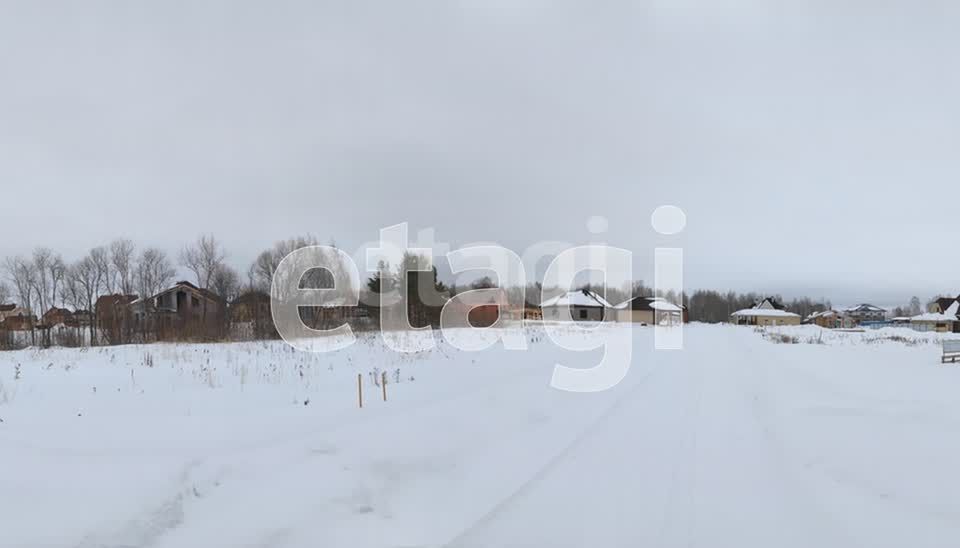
[1,324,959,548]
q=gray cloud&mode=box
[1,1,957,302]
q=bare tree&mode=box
[72,247,117,345]
[135,248,176,298]
[66,257,100,345]
[207,264,240,339]
[910,296,923,316]
[49,254,66,309]
[5,257,36,311]
[132,248,175,342]
[251,235,319,294]
[179,235,228,340]
[28,249,66,346]
[180,234,226,289]
[30,248,55,319]
[211,264,241,302]
[110,239,136,296]
[0,280,9,349]
[90,246,113,296]
[4,256,38,343]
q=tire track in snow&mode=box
[750,332,960,532]
[217,343,669,548]
[73,459,224,548]
[653,347,703,547]
[441,355,671,548]
[727,329,854,546]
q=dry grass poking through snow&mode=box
[758,325,955,347]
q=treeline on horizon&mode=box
[0,233,940,344]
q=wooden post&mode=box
[358,373,363,408]
[381,371,387,402]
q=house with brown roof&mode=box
[96,294,138,343]
[229,290,275,339]
[132,281,225,340]
[68,310,93,328]
[506,300,542,321]
[42,307,74,327]
[0,304,30,323]
[442,288,509,328]
[808,309,848,328]
[1,308,37,331]
[230,290,271,324]
[908,297,960,333]
[929,296,960,314]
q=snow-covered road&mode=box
[2,325,959,547]
[449,330,843,548]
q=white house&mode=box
[540,289,612,322]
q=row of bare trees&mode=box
[0,233,365,349]
[7,232,917,349]
[0,236,245,347]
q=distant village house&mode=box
[540,289,611,322]
[614,296,685,325]
[731,297,801,326]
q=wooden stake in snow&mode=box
[382,371,387,402]
[358,373,363,409]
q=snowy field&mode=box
[2,323,959,548]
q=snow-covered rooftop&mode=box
[844,304,887,312]
[540,290,612,309]
[731,308,800,318]
[613,296,682,312]
[649,300,683,312]
[910,300,960,322]
[909,312,958,323]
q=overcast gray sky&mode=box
[2,1,958,305]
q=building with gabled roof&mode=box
[731,297,801,326]
[0,304,27,324]
[808,309,844,328]
[540,289,611,322]
[909,301,960,333]
[0,308,36,331]
[929,296,960,314]
[614,296,684,325]
[130,281,225,340]
[752,297,786,311]
[41,307,74,327]
[731,308,801,326]
[96,294,139,343]
[842,303,886,325]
